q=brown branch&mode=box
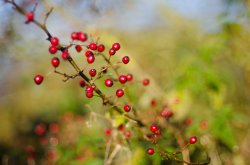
[31,0,38,13]
[54,70,79,82]
[43,7,53,26]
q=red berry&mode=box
[189,136,197,144]
[147,148,154,155]
[184,117,193,126]
[112,43,120,51]
[61,50,70,60]
[86,86,94,93]
[34,74,44,85]
[49,123,60,134]
[105,79,113,87]
[105,128,111,136]
[25,145,35,156]
[143,78,150,86]
[25,12,34,23]
[85,91,93,98]
[125,131,131,138]
[155,129,161,135]
[109,48,116,56]
[77,32,88,42]
[39,137,48,146]
[87,55,95,64]
[200,120,208,129]
[50,37,59,46]
[49,45,57,54]
[161,107,173,118]
[151,99,157,106]
[35,123,46,136]
[118,124,124,131]
[116,89,124,97]
[85,50,94,57]
[126,74,133,81]
[71,32,78,40]
[79,80,85,87]
[75,45,82,52]
[51,57,60,68]
[119,75,127,84]
[47,149,57,159]
[89,43,97,50]
[123,105,131,112]
[97,44,105,52]
[150,124,159,133]
[89,69,96,77]
[122,56,130,64]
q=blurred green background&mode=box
[0,0,250,164]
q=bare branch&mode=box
[54,70,79,82]
[43,7,53,26]
[31,0,38,12]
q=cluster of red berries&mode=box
[117,124,131,138]
[48,37,59,55]
[34,122,60,137]
[30,120,61,162]
[71,32,88,42]
[33,32,151,112]
[145,135,198,155]
[105,125,131,139]
[85,85,95,98]
[4,2,207,162]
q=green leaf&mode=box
[114,115,126,127]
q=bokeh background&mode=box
[0,0,250,164]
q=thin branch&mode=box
[172,157,211,165]
[31,0,38,13]
[54,70,79,82]
[104,138,112,164]
[106,144,121,165]
[43,7,53,26]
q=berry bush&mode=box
[1,0,250,165]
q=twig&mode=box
[54,70,79,82]
[31,0,38,13]
[106,144,121,165]
[104,138,112,164]
[43,7,53,26]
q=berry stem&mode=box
[100,53,120,76]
